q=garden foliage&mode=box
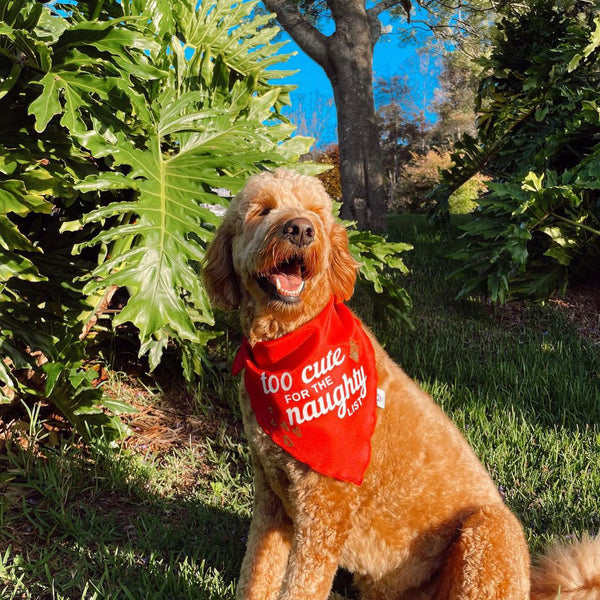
[435,2,600,303]
[394,149,484,215]
[0,0,411,439]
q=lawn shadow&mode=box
[1,403,361,599]
[1,411,248,599]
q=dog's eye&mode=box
[258,207,271,217]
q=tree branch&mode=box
[263,0,330,68]
[369,0,411,21]
[366,0,411,46]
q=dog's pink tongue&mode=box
[274,272,302,291]
[272,262,303,292]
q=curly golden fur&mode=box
[203,168,600,600]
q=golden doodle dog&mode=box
[203,168,600,600]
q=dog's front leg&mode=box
[237,463,293,600]
[277,475,359,600]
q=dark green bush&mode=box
[435,1,600,302]
[0,0,311,438]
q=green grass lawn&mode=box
[1,214,599,599]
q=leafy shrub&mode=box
[448,178,485,215]
[435,2,600,302]
[393,150,484,214]
[395,150,452,213]
[314,144,342,200]
[0,0,412,439]
[347,228,412,324]
[0,0,312,438]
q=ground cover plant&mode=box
[1,214,598,599]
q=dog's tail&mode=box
[530,534,600,600]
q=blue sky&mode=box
[280,24,441,146]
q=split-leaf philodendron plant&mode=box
[0,0,411,440]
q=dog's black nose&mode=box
[282,218,314,248]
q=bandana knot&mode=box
[233,299,378,485]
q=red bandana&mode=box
[232,298,378,485]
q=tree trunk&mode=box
[326,16,388,231]
[262,0,412,231]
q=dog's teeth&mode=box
[276,278,282,292]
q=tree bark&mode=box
[263,0,410,232]
[327,2,387,231]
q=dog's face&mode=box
[203,169,359,327]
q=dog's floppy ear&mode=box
[202,215,241,311]
[329,222,360,302]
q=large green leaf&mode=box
[79,109,309,365]
[8,0,304,381]
[0,0,182,437]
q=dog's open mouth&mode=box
[257,256,306,304]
